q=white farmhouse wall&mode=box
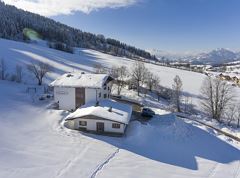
[64,120,75,129]
[100,82,112,99]
[85,88,97,103]
[73,118,126,134]
[53,81,112,111]
[101,86,108,99]
[54,87,75,110]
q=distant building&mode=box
[50,72,113,111]
[219,73,225,80]
[233,77,240,85]
[218,73,231,81]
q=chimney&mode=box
[108,106,112,112]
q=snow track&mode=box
[234,161,240,178]
[207,163,219,178]
[91,148,120,178]
[54,143,92,178]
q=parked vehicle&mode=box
[141,107,155,117]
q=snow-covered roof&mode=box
[50,72,112,88]
[66,99,132,124]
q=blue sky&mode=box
[4,0,240,53]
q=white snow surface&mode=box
[50,73,110,88]
[66,99,132,124]
[0,80,240,178]
[0,39,240,178]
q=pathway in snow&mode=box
[51,117,121,178]
[54,143,93,178]
[234,161,240,178]
[90,148,120,178]
[207,163,219,178]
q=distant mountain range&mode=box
[150,48,240,65]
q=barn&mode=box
[50,72,113,111]
[64,99,132,135]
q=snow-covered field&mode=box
[1,38,239,100]
[0,80,240,178]
[0,38,240,178]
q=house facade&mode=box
[50,72,113,111]
[64,99,132,135]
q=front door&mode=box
[96,122,104,133]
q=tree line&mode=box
[0,58,51,86]
[94,61,183,113]
[95,61,240,128]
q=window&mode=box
[112,123,120,129]
[79,121,87,126]
[104,86,107,90]
[104,94,107,98]
[99,92,101,98]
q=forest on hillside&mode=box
[0,1,157,61]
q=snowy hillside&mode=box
[0,38,207,94]
[1,38,240,106]
[0,1,155,61]
[0,38,240,178]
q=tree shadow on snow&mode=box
[83,113,240,170]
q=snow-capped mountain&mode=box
[150,48,240,65]
[149,49,194,61]
[190,48,238,65]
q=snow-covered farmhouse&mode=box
[50,72,114,111]
[64,100,132,135]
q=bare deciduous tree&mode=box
[146,72,160,92]
[27,62,51,85]
[172,75,183,112]
[131,61,148,96]
[200,77,235,122]
[183,96,194,114]
[109,65,127,95]
[155,85,163,102]
[0,58,6,80]
[225,105,237,126]
[16,64,22,83]
[146,72,154,91]
[237,104,240,128]
[94,63,107,74]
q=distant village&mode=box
[143,59,240,87]
[218,73,240,86]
